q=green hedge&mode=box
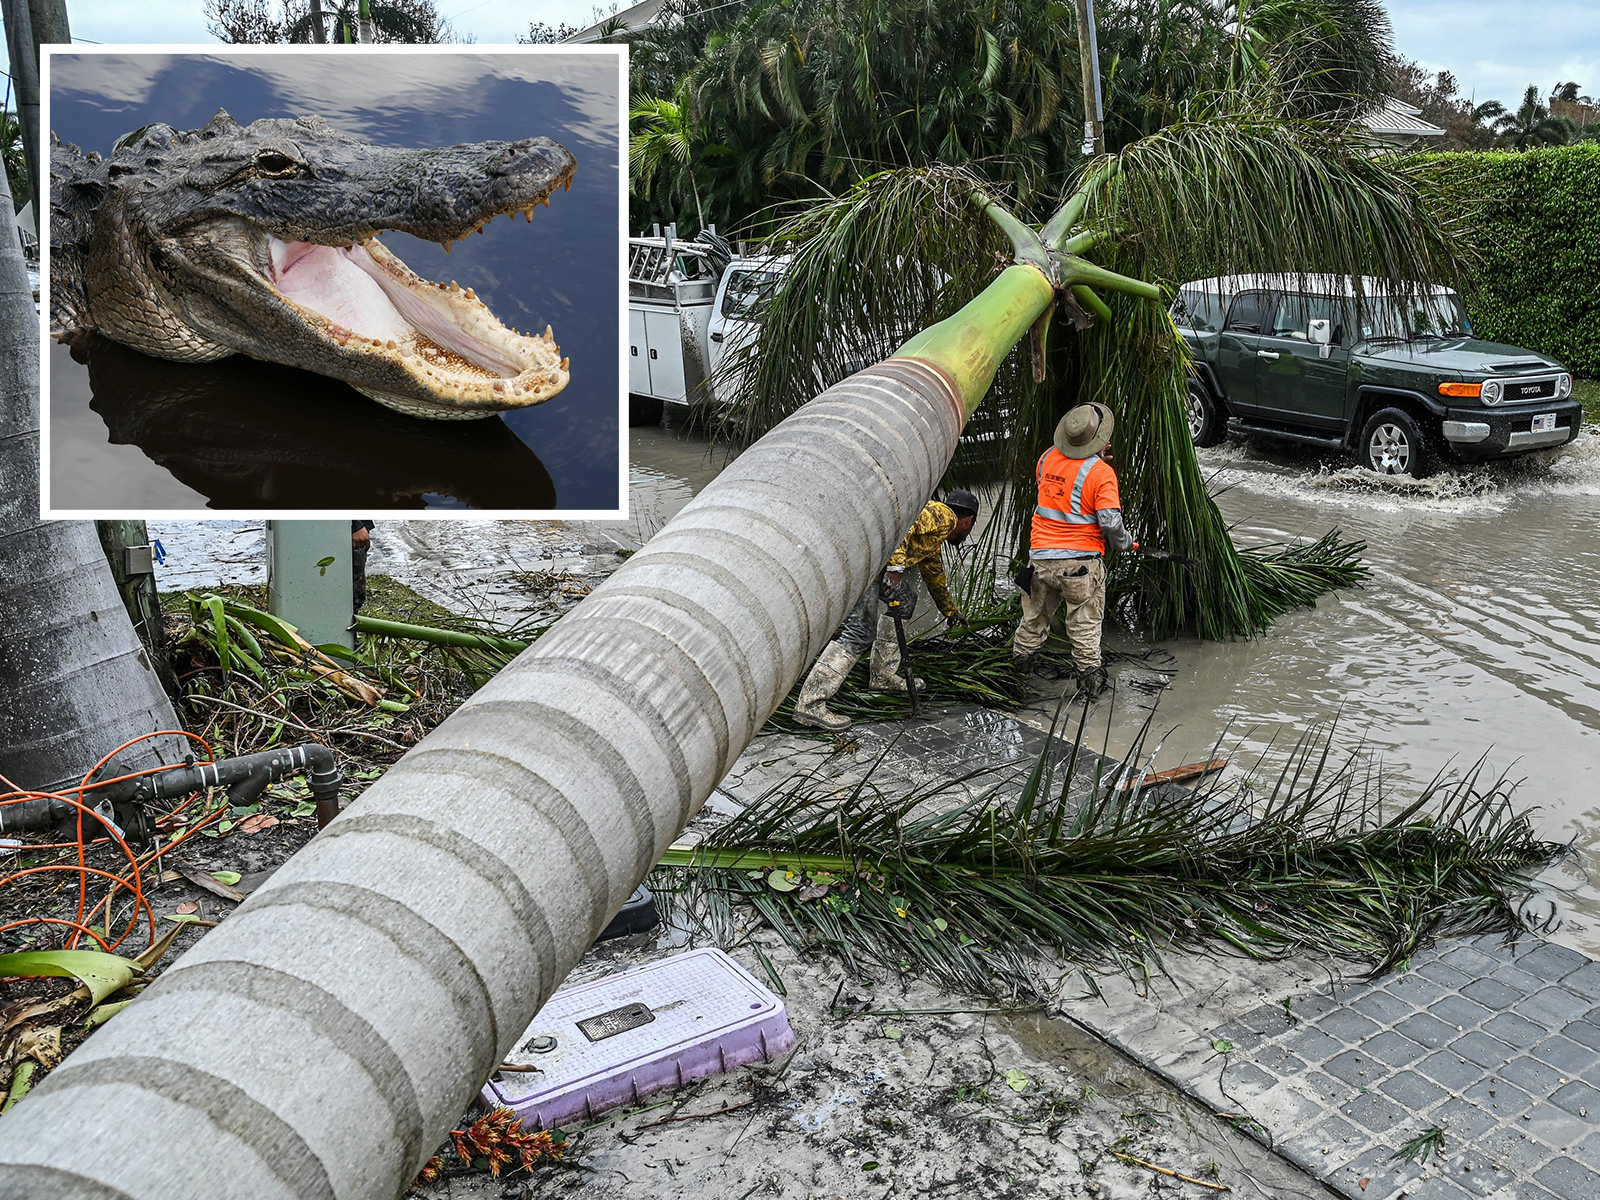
[1417,145,1600,377]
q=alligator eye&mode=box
[255,151,300,177]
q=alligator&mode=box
[51,109,576,420]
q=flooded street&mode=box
[151,419,1600,953]
[1066,429,1600,955]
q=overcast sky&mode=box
[36,0,1600,109]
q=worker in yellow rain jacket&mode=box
[793,490,979,731]
[1011,403,1136,699]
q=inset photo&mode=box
[42,45,625,516]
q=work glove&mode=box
[944,610,967,631]
[879,570,905,603]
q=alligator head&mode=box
[51,110,576,420]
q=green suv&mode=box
[1173,275,1581,476]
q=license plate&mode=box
[1531,412,1557,433]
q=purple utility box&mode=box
[482,948,796,1129]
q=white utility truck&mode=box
[627,224,786,425]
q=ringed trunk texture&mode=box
[0,182,185,795]
[0,357,965,1198]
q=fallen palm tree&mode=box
[655,716,1561,999]
[0,117,1468,1197]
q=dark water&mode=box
[48,51,621,512]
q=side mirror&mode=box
[1307,319,1332,346]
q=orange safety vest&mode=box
[1030,448,1120,554]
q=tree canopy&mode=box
[205,0,454,43]
[626,0,1400,235]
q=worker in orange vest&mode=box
[1011,402,1135,698]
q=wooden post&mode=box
[95,519,178,699]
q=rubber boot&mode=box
[793,642,862,730]
[869,635,925,694]
[1076,665,1109,702]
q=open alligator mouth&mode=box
[53,114,582,419]
[267,204,570,421]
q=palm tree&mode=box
[1492,85,1577,149]
[207,0,447,43]
[629,86,718,232]
[0,110,25,215]
[284,0,439,42]
[0,106,1480,1200]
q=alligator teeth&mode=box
[464,288,475,300]
[544,325,553,342]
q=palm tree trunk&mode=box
[0,261,1052,1195]
[0,186,186,796]
[309,0,326,43]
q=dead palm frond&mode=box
[654,711,1559,1000]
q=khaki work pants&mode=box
[1013,556,1105,669]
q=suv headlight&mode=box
[1557,373,1573,399]
[1481,379,1503,405]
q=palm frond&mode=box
[1084,113,1470,292]
[654,712,1561,1000]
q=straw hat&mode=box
[1053,402,1115,459]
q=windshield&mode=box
[720,269,782,320]
[1360,292,1469,340]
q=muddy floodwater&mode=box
[1066,431,1600,956]
[151,420,1600,954]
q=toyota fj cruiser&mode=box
[1173,275,1582,476]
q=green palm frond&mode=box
[653,712,1561,1000]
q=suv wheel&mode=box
[1186,380,1226,447]
[1359,407,1438,478]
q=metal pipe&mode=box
[0,745,344,837]
[1073,0,1105,157]
[0,356,964,1198]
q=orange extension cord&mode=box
[0,731,223,955]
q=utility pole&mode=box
[1073,0,1105,157]
[26,0,67,53]
[0,0,40,223]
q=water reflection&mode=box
[80,336,556,510]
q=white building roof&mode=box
[1362,97,1447,139]
[566,0,666,42]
